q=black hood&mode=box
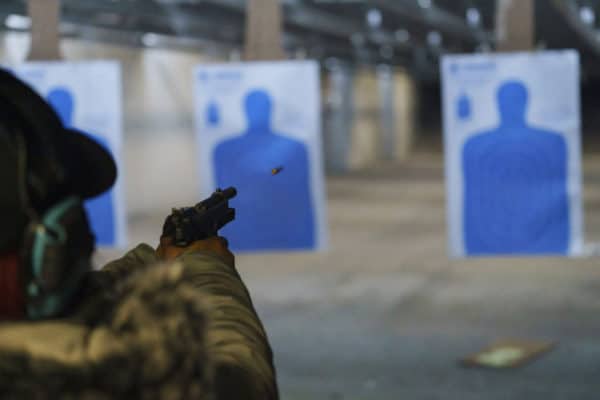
[0,69,116,253]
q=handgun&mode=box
[161,187,237,247]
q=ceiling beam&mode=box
[0,0,431,69]
[370,0,490,45]
[551,0,600,59]
[201,0,415,52]
[0,0,24,13]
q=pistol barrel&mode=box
[220,187,237,199]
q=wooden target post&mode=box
[27,0,62,61]
[495,0,535,52]
[244,0,285,61]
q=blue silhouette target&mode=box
[441,51,582,257]
[46,87,117,246]
[213,89,315,251]
[196,61,326,253]
[462,81,569,255]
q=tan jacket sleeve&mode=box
[100,243,159,282]
[176,250,279,400]
[103,244,279,400]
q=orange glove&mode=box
[156,236,234,266]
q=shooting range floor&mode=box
[99,152,600,400]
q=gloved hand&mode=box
[156,236,234,266]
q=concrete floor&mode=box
[99,153,600,400]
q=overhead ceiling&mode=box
[1,0,600,81]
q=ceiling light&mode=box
[366,8,382,29]
[418,0,432,9]
[4,14,31,30]
[580,6,596,26]
[466,7,481,27]
[427,31,442,47]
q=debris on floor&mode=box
[461,339,556,369]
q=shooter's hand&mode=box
[156,235,234,266]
